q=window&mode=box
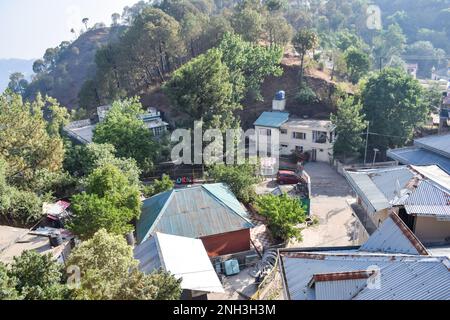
[295,146,304,153]
[292,132,306,140]
[259,128,271,136]
[281,144,289,148]
[313,131,327,144]
[280,129,288,135]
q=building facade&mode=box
[254,92,336,164]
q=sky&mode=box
[0,0,139,60]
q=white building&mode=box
[254,92,336,163]
[64,105,169,144]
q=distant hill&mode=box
[0,59,34,92]
[25,27,123,109]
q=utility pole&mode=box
[364,122,370,165]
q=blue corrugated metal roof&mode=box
[136,184,254,243]
[254,111,290,128]
[387,147,450,174]
[414,133,450,158]
[402,180,450,217]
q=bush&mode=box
[8,251,71,300]
[207,164,260,204]
[295,84,318,105]
[255,194,307,241]
[142,174,174,198]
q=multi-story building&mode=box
[254,92,336,163]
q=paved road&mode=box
[291,162,362,248]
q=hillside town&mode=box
[1,0,450,302]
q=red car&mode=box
[277,170,302,185]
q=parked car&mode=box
[277,170,302,185]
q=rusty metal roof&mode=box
[136,184,254,244]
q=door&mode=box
[311,149,317,162]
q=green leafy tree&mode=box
[64,143,141,185]
[0,92,65,188]
[143,174,174,198]
[219,33,283,102]
[68,229,182,300]
[361,68,428,152]
[231,0,264,43]
[255,193,306,241]
[0,158,43,226]
[93,98,160,174]
[263,14,293,48]
[32,59,46,74]
[7,72,29,95]
[68,164,141,239]
[208,163,260,204]
[9,251,70,300]
[165,48,241,130]
[293,29,319,85]
[0,263,21,300]
[344,46,370,84]
[116,269,182,300]
[373,23,407,68]
[423,83,444,113]
[331,95,367,159]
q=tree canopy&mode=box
[255,193,307,242]
[331,94,367,159]
[361,68,428,152]
[67,229,182,300]
[164,48,241,131]
[68,164,141,239]
[0,92,65,188]
[93,97,161,174]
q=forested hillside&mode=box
[6,0,450,112]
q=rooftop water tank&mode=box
[275,91,286,101]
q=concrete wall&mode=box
[414,216,450,244]
[201,229,251,257]
[370,209,391,228]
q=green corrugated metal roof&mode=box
[254,111,290,128]
[137,183,254,244]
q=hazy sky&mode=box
[0,0,139,59]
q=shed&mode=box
[135,233,224,298]
[137,184,254,256]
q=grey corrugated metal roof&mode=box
[387,147,450,174]
[403,180,450,217]
[415,133,450,158]
[370,167,414,201]
[360,215,429,255]
[344,167,413,213]
[281,253,450,300]
[345,165,450,217]
[137,184,254,243]
[254,111,290,128]
[279,214,450,300]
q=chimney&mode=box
[273,91,286,111]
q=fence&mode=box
[250,256,283,301]
[333,159,398,176]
